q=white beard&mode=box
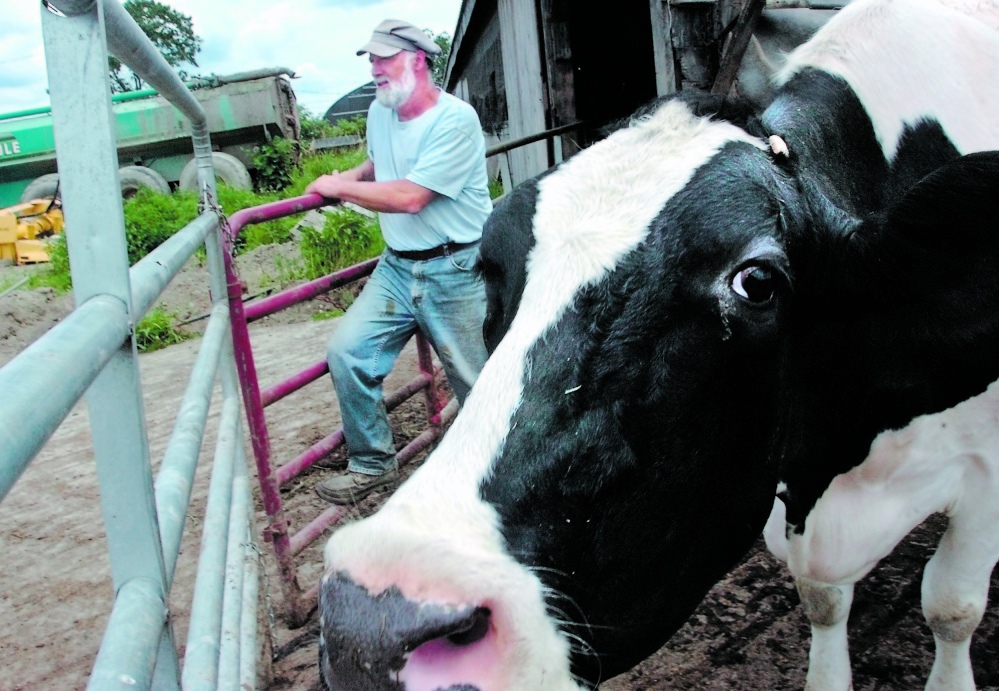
[374,55,417,110]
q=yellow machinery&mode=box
[0,199,65,265]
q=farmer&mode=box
[305,18,492,505]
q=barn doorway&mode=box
[542,0,659,141]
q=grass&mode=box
[299,207,384,281]
[311,310,344,321]
[24,144,378,295]
[26,235,72,292]
[258,254,308,290]
[288,148,369,198]
[489,176,506,200]
[0,272,31,294]
[134,308,196,352]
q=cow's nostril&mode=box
[446,607,491,647]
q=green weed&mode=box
[275,254,306,285]
[298,107,365,142]
[134,307,195,352]
[329,115,367,138]
[286,149,369,198]
[489,177,506,200]
[26,235,72,292]
[298,105,336,142]
[124,187,199,263]
[253,137,297,192]
[311,309,344,321]
[299,209,384,280]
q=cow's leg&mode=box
[763,494,789,563]
[921,462,999,691]
[797,577,855,691]
[766,497,856,691]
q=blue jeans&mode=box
[327,245,488,475]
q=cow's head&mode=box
[319,97,999,691]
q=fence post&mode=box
[41,0,178,686]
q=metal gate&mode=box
[0,1,259,688]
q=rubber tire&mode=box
[178,152,252,192]
[19,173,62,204]
[119,165,171,198]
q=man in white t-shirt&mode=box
[306,19,492,505]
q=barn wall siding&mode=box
[539,0,583,161]
[497,0,548,184]
[650,0,679,95]
[463,14,508,138]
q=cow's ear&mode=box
[848,151,999,294]
[843,151,999,411]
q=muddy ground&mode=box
[2,244,998,691]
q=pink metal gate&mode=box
[221,194,457,626]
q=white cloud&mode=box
[0,0,461,117]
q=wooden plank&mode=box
[497,0,548,185]
[766,0,844,8]
[712,0,767,94]
[458,14,508,138]
[444,0,480,90]
[539,0,582,162]
[650,0,678,95]
[671,4,718,90]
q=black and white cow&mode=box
[318,1,999,689]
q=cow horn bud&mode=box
[769,135,789,158]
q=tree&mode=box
[108,0,202,93]
[427,31,452,87]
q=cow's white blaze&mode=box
[324,101,765,689]
[776,0,999,161]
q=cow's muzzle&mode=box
[318,571,489,691]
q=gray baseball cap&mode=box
[357,19,443,58]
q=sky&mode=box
[0,0,463,118]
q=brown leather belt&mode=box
[388,240,480,261]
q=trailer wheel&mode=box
[179,152,252,192]
[19,173,62,204]
[119,166,171,198]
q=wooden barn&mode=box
[444,0,843,187]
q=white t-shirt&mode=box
[366,92,493,251]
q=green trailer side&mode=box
[0,67,300,207]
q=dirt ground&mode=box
[2,245,998,691]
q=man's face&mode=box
[371,51,419,110]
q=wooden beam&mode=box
[539,0,581,161]
[497,0,548,184]
[671,3,718,91]
[765,0,844,8]
[711,0,767,95]
[650,0,678,95]
[444,0,479,91]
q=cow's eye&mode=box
[732,265,774,303]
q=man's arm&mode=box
[305,158,436,214]
[337,159,375,182]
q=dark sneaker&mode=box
[315,468,399,505]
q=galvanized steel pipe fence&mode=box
[0,1,259,688]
